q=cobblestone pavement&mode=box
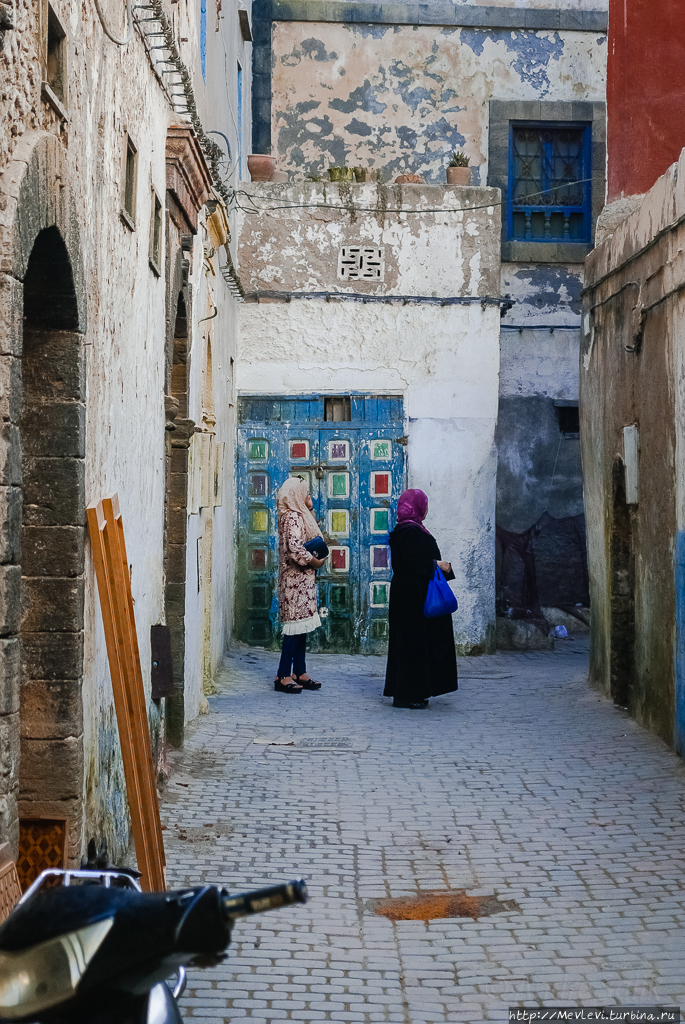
[162,638,685,1023]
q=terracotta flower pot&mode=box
[446,166,471,185]
[248,154,277,182]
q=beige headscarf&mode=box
[277,477,322,541]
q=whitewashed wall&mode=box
[237,182,501,652]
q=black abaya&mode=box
[383,524,458,701]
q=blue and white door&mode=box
[236,395,406,653]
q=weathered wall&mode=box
[269,21,606,183]
[606,0,685,202]
[0,0,249,862]
[582,149,685,751]
[237,181,501,653]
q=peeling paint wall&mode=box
[237,182,501,653]
[581,149,685,752]
[309,0,605,7]
[270,22,606,183]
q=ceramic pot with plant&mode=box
[328,167,355,183]
[446,150,470,185]
[248,154,277,181]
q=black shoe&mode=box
[392,699,428,709]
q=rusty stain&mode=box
[372,890,519,922]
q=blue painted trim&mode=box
[507,121,592,245]
[271,2,608,31]
[200,0,207,80]
[674,531,685,755]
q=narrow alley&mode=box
[163,641,685,1023]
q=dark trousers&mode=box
[277,632,307,678]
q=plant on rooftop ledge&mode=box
[328,167,355,183]
[446,150,471,186]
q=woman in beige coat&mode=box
[275,477,326,693]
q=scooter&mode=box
[0,848,308,1024]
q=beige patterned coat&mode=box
[278,510,317,625]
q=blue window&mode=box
[200,0,206,80]
[508,123,591,243]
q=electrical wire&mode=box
[94,0,133,45]
[228,176,602,218]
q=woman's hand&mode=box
[437,560,452,573]
[309,556,326,569]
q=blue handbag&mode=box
[304,537,329,559]
[424,565,458,618]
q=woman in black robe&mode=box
[383,488,458,709]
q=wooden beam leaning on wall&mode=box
[87,495,166,892]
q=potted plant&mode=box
[248,154,277,181]
[353,167,375,183]
[446,151,470,186]
[328,166,355,183]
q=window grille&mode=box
[338,246,384,282]
[509,124,591,243]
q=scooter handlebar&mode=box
[221,879,308,919]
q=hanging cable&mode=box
[94,0,133,45]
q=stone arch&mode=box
[0,131,86,865]
[163,253,193,747]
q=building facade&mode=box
[245,0,607,649]
[581,0,685,755]
[0,0,250,864]
[236,182,501,654]
[582,152,685,754]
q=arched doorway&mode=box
[609,458,635,708]
[164,288,192,746]
[0,132,86,867]
[200,337,215,694]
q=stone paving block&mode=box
[165,640,685,1022]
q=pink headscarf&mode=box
[395,488,431,534]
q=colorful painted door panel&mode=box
[236,395,405,653]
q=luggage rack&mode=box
[19,867,142,903]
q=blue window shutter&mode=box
[508,123,592,243]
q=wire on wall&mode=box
[94,0,133,45]
[132,0,230,208]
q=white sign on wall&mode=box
[623,424,639,505]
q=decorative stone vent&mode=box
[337,246,384,281]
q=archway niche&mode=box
[19,225,86,866]
[609,459,635,709]
[200,337,215,694]
[164,290,192,746]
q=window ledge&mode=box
[502,239,592,264]
[149,256,161,277]
[41,82,68,121]
[120,208,136,232]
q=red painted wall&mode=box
[607,0,685,202]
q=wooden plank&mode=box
[87,495,166,892]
